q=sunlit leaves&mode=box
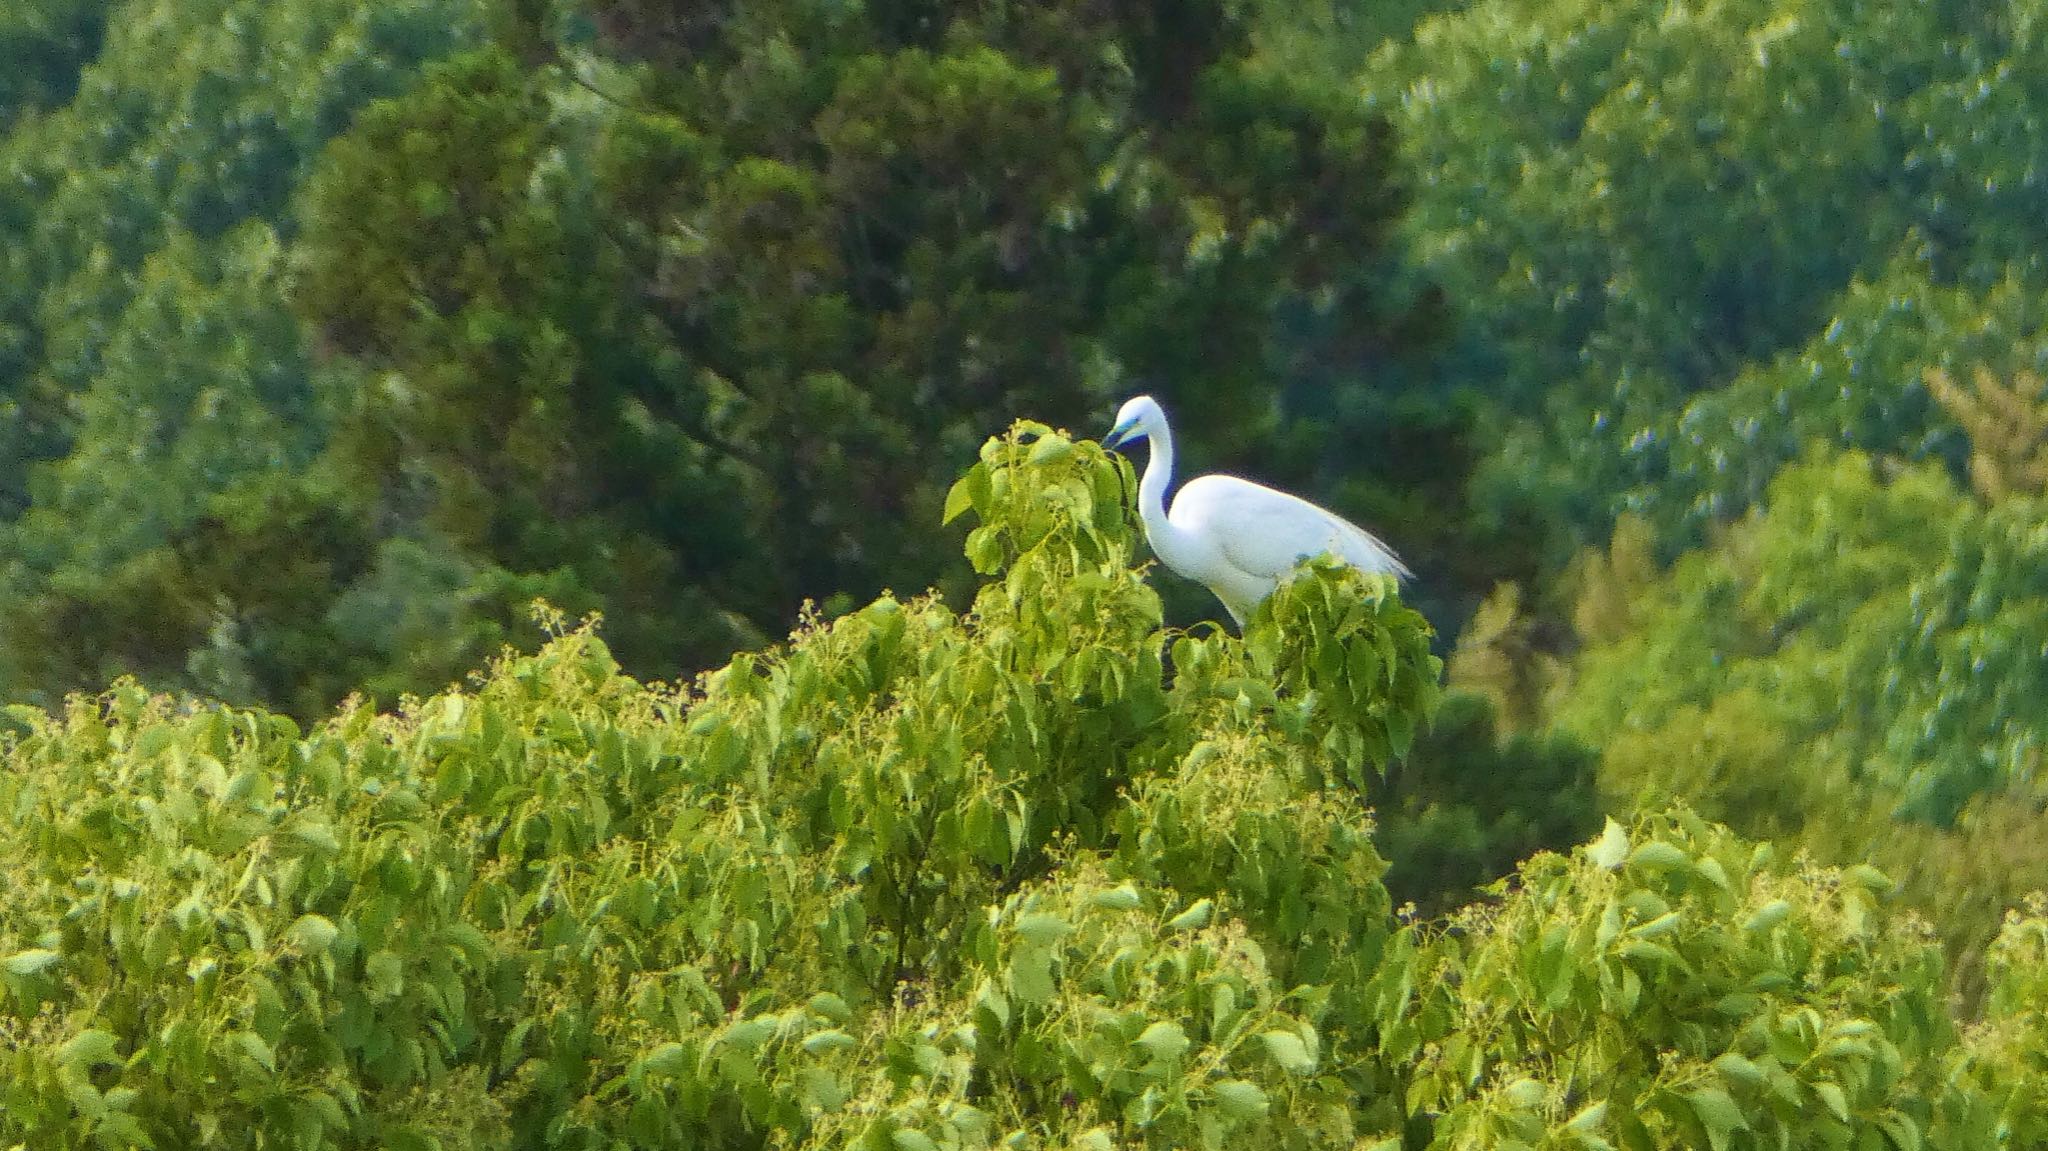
[7,411,2048,1147]
[1939,901,2048,1146]
[1566,448,2048,828]
[0,420,1455,1148]
[1386,811,1958,1151]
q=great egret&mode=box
[1101,394,1411,626]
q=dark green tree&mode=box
[1377,0,2048,569]
[0,0,110,129]
[0,0,489,710]
[283,0,1439,697]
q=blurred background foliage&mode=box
[6,0,2048,1000]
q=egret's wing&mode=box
[1322,507,1413,580]
[1177,475,1410,582]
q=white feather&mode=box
[1103,395,1410,626]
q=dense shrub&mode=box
[0,425,1442,1148]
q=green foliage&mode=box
[1382,0,2048,576]
[0,0,109,127]
[1381,810,1957,1151]
[1562,449,2048,827]
[1377,0,1936,405]
[800,862,1368,1150]
[3,0,1444,716]
[14,1,2048,1141]
[5,420,2047,1148]
[1375,690,1601,917]
[289,42,748,685]
[1938,903,2048,1147]
[284,0,1437,696]
[0,0,489,711]
[1623,260,2048,544]
[0,423,1446,1148]
[1550,447,2048,1003]
[0,225,354,709]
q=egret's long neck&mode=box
[1137,416,1196,567]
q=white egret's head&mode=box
[1102,394,1165,451]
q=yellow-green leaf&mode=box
[1261,1030,1315,1074]
[1212,1079,1268,1119]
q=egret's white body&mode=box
[1102,395,1410,626]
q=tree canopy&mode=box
[0,0,1443,718]
[7,430,2046,1149]
[10,0,2048,1141]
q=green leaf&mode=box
[1627,841,1690,872]
[892,1130,940,1151]
[1688,1087,1747,1151]
[943,475,976,524]
[1565,1100,1608,1132]
[722,1016,778,1052]
[1260,1030,1315,1074]
[1123,1083,1162,1126]
[1879,1109,1922,1151]
[801,1030,856,1055]
[1695,857,1731,891]
[287,915,339,954]
[1211,1080,1269,1120]
[639,1042,693,1076]
[1712,1053,1765,1087]
[1629,911,1682,938]
[1010,948,1056,1004]
[1814,1081,1851,1122]
[1135,1021,1189,1062]
[1089,885,1143,911]
[1713,993,1761,1017]
[1165,898,1213,931]
[1502,1077,1544,1108]
[1742,900,1793,933]
[1387,707,1416,759]
[237,1031,277,1073]
[1014,913,1072,946]
[3,949,61,976]
[1619,940,1685,969]
[287,819,341,855]
[1596,899,1623,948]
[1027,435,1074,465]
[1564,1089,1613,1138]
[501,1019,536,1075]
[58,1029,120,1070]
[366,951,404,1000]
[966,526,1004,573]
[807,991,851,1023]
[99,1111,156,1150]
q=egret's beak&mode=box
[1103,421,1135,452]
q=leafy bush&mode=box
[1378,810,1957,1150]
[0,423,1442,1148]
[5,422,2046,1147]
[1564,449,2048,828]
